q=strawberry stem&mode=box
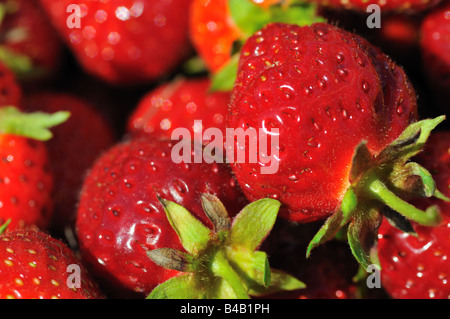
[210,248,250,299]
[366,178,442,226]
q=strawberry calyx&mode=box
[147,193,305,299]
[307,116,449,269]
[0,106,70,141]
[210,0,325,91]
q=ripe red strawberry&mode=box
[24,93,115,237]
[189,0,324,78]
[229,22,417,223]
[0,224,104,299]
[0,107,69,231]
[420,1,450,111]
[0,0,63,80]
[377,131,450,299]
[76,136,248,297]
[307,0,441,12]
[227,22,447,269]
[39,0,193,85]
[127,77,231,141]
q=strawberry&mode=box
[24,93,115,237]
[39,0,193,85]
[227,22,446,268]
[0,222,104,299]
[307,0,442,12]
[0,107,69,230]
[377,131,450,299]
[189,0,324,87]
[0,60,21,107]
[420,1,450,111]
[0,0,63,80]
[75,136,250,297]
[127,77,231,142]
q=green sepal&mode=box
[147,248,196,272]
[347,209,382,270]
[307,116,447,269]
[230,198,280,251]
[248,269,306,296]
[201,193,231,233]
[210,53,239,92]
[0,106,70,141]
[147,274,205,299]
[227,248,271,289]
[228,0,324,38]
[376,116,445,165]
[389,162,437,199]
[306,206,351,258]
[158,197,212,255]
[149,194,303,299]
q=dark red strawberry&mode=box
[307,0,441,12]
[24,93,115,237]
[420,1,450,111]
[39,0,193,85]
[0,61,21,107]
[0,0,63,80]
[75,136,249,297]
[0,223,104,299]
[127,77,231,142]
[377,131,450,299]
[227,22,447,269]
[0,107,69,230]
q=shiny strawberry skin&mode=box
[127,77,231,140]
[308,0,441,12]
[25,93,115,235]
[39,0,193,85]
[0,134,53,230]
[76,136,247,297]
[377,132,450,299]
[0,227,104,299]
[228,22,417,223]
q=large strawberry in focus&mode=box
[39,0,193,85]
[127,77,231,142]
[228,22,447,268]
[0,223,104,299]
[228,22,417,223]
[0,107,69,230]
[0,0,63,81]
[378,132,450,299]
[25,93,115,237]
[75,136,248,297]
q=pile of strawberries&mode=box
[0,0,449,299]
